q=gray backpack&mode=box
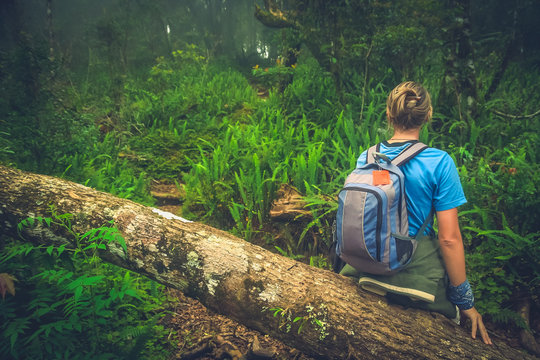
[333,142,433,275]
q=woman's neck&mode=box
[388,129,420,143]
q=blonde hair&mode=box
[386,81,432,131]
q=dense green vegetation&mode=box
[1,0,539,358]
[1,208,176,359]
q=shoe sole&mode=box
[359,276,435,302]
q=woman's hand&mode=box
[461,307,492,345]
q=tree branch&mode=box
[254,1,296,29]
[491,108,540,119]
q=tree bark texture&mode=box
[0,165,533,360]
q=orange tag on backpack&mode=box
[373,170,391,185]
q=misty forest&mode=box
[0,0,539,359]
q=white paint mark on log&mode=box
[152,208,193,222]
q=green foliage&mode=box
[372,24,434,79]
[128,45,257,130]
[445,68,540,323]
[0,38,102,174]
[0,130,14,158]
[266,304,329,340]
[251,63,295,90]
[309,255,331,270]
[461,208,540,319]
[60,133,155,205]
[281,58,341,125]
[179,75,377,248]
[274,246,304,261]
[0,209,176,359]
[126,126,196,180]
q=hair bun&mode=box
[386,81,431,131]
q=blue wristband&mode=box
[447,279,475,310]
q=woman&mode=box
[340,81,492,345]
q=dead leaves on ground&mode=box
[0,273,17,299]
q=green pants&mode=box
[340,235,457,319]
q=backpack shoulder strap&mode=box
[415,207,435,239]
[391,142,428,167]
[366,143,380,164]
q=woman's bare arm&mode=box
[437,208,492,345]
[437,208,466,286]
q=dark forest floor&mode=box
[162,289,314,360]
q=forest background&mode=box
[0,0,539,358]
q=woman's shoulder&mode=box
[420,146,450,158]
[413,146,460,180]
[417,146,454,164]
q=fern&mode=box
[0,209,176,359]
[490,308,529,330]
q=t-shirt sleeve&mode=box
[433,154,467,211]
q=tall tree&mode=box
[438,0,478,121]
[47,0,54,61]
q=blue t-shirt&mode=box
[356,141,467,236]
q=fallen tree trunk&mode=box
[0,165,533,360]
